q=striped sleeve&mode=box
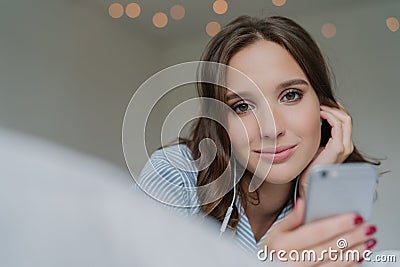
[136,144,199,216]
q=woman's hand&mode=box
[260,198,377,266]
[299,103,354,197]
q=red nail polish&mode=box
[354,215,364,225]
[365,239,377,250]
[366,225,377,236]
[358,258,364,263]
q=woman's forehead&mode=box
[225,40,307,86]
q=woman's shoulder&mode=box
[150,143,194,163]
[146,143,198,175]
[137,143,199,211]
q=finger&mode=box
[305,223,376,265]
[319,239,374,267]
[318,256,361,267]
[275,198,306,232]
[282,213,361,249]
[336,102,348,113]
[320,110,344,156]
[309,248,363,267]
[343,239,376,264]
[320,105,353,154]
[321,104,349,118]
[321,106,354,155]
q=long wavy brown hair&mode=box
[180,15,381,230]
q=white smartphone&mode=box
[304,163,378,224]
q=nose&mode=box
[257,106,285,139]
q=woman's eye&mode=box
[281,90,303,103]
[232,102,254,114]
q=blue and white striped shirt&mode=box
[137,143,294,254]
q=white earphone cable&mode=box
[220,157,236,234]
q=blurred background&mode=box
[0,0,399,251]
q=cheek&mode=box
[289,101,321,156]
[294,109,320,137]
[227,114,258,144]
[227,115,259,160]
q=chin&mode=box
[265,172,298,184]
[250,162,299,185]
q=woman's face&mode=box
[225,40,321,184]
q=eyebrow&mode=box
[277,78,309,90]
[226,91,253,101]
[226,78,309,101]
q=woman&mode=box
[138,15,379,265]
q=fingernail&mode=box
[354,215,364,225]
[358,258,364,263]
[366,225,377,236]
[365,238,377,250]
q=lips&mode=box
[254,144,297,163]
[255,144,297,154]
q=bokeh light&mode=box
[386,17,399,32]
[153,12,168,28]
[206,21,221,37]
[109,3,124,19]
[126,3,141,19]
[272,0,287,7]
[213,0,228,15]
[170,5,185,20]
[321,23,336,38]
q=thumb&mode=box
[276,198,305,232]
